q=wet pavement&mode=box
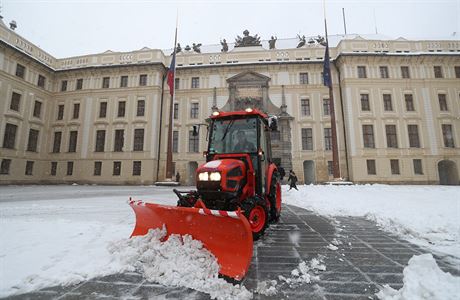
[4,204,459,300]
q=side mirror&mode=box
[192,125,199,136]
[268,116,278,131]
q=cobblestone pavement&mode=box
[5,205,459,300]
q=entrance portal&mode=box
[438,160,459,185]
[303,160,316,184]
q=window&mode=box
[408,125,420,148]
[413,159,423,175]
[191,77,199,88]
[175,78,180,90]
[357,66,367,78]
[401,66,410,78]
[189,130,199,152]
[383,94,393,111]
[3,123,17,149]
[76,78,83,90]
[301,128,313,150]
[53,132,62,153]
[301,99,310,116]
[10,92,21,111]
[99,102,107,118]
[324,128,332,150]
[95,130,105,152]
[25,161,34,176]
[323,99,330,116]
[61,80,68,92]
[37,75,46,88]
[73,103,80,119]
[68,131,78,152]
[173,103,179,119]
[113,161,121,176]
[94,161,102,176]
[190,103,199,119]
[50,162,57,176]
[102,77,110,88]
[367,159,376,175]
[438,94,448,111]
[390,159,400,175]
[327,161,333,176]
[117,101,126,117]
[434,66,443,78]
[33,101,42,118]
[362,125,375,148]
[133,161,141,176]
[137,100,145,117]
[120,76,128,88]
[173,131,179,153]
[114,129,124,152]
[15,63,25,78]
[299,72,309,84]
[405,94,415,111]
[57,105,64,120]
[27,129,39,152]
[386,125,398,148]
[442,124,455,148]
[1,159,11,174]
[455,66,460,78]
[380,66,389,78]
[361,94,370,111]
[139,74,147,86]
[133,129,144,151]
[67,161,73,176]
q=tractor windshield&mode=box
[209,117,258,154]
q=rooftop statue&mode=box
[269,36,277,49]
[184,45,191,51]
[235,30,261,47]
[220,39,228,52]
[296,35,306,48]
[192,43,202,53]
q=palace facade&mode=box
[1,20,459,185]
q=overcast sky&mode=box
[1,0,459,58]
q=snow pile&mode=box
[255,280,278,296]
[278,257,325,287]
[327,244,339,251]
[376,254,460,300]
[109,227,252,300]
[284,185,460,259]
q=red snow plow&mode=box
[129,109,283,280]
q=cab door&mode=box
[258,119,269,195]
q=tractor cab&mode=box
[206,109,274,197]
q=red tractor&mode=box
[129,109,282,280]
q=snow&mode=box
[284,184,460,260]
[376,254,460,300]
[1,184,459,298]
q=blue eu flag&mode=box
[323,43,332,88]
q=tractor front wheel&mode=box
[242,197,268,240]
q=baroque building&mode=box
[1,20,459,185]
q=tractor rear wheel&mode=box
[268,173,281,223]
[242,197,268,241]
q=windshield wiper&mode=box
[221,119,235,141]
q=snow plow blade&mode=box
[129,200,253,281]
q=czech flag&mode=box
[167,51,176,96]
[323,43,332,88]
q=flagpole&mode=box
[323,0,341,179]
[165,14,178,180]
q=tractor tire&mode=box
[268,172,281,223]
[241,196,269,241]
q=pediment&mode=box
[226,71,271,84]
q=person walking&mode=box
[288,170,298,190]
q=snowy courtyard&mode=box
[1,184,459,299]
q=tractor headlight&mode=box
[198,172,209,181]
[209,172,221,181]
